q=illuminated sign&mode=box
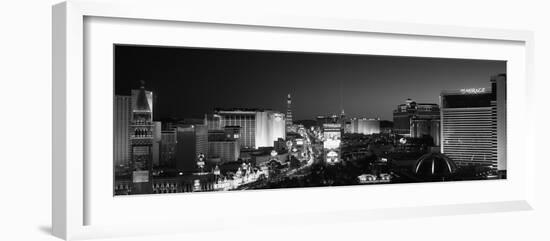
[326,150,340,164]
[323,123,341,128]
[323,139,341,149]
[460,88,486,94]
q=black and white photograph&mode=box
[4,0,549,240]
[113,45,507,195]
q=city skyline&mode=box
[114,45,506,121]
[114,45,507,195]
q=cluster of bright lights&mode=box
[193,179,201,191]
[213,165,221,175]
[325,150,340,164]
[357,173,391,183]
[196,153,206,172]
[380,173,391,181]
[358,174,376,182]
[323,139,341,149]
[212,163,268,191]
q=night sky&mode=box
[114,45,505,121]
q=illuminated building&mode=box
[316,115,339,126]
[208,126,240,163]
[208,141,239,163]
[410,117,440,146]
[160,129,177,167]
[175,124,208,173]
[116,174,218,194]
[344,121,352,134]
[152,121,161,167]
[129,83,154,194]
[357,173,391,184]
[207,125,241,143]
[393,99,439,136]
[223,126,241,140]
[207,109,256,149]
[253,150,288,167]
[131,88,153,115]
[440,74,506,174]
[322,123,341,164]
[114,95,131,167]
[256,111,286,148]
[206,108,285,149]
[350,117,381,135]
[286,94,293,133]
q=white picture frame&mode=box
[52,0,535,240]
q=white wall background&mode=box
[0,0,548,240]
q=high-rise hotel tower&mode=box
[129,82,154,194]
[440,74,506,176]
[286,94,293,133]
[114,95,131,167]
[206,108,285,149]
[393,99,440,137]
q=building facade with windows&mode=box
[207,126,241,163]
[129,84,154,194]
[440,74,506,175]
[410,117,441,146]
[152,121,162,167]
[393,99,440,136]
[208,141,240,163]
[286,94,293,133]
[176,124,209,174]
[160,129,177,167]
[206,108,285,149]
[350,118,381,135]
[114,95,131,167]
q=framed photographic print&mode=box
[52,0,535,240]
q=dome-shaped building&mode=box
[413,152,457,180]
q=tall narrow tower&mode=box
[339,79,346,132]
[129,81,154,194]
[286,94,293,133]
